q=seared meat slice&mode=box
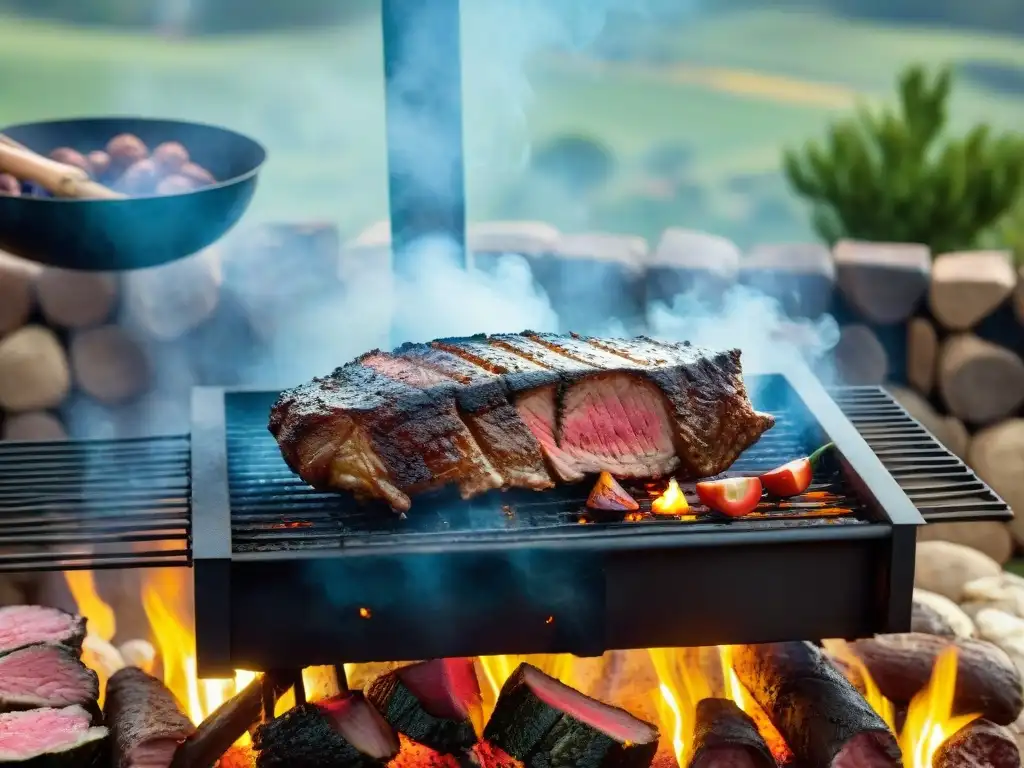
[270,360,501,512]
[270,333,775,512]
[362,349,554,493]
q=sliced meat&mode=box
[0,643,98,711]
[0,705,108,765]
[365,350,553,493]
[271,333,774,511]
[105,666,195,768]
[0,605,86,655]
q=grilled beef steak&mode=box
[270,332,774,512]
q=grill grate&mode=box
[0,381,1007,576]
[831,386,1011,523]
[224,389,866,555]
[0,435,191,572]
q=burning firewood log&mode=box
[483,662,660,768]
[105,666,196,768]
[732,642,901,768]
[933,719,1021,768]
[171,674,289,768]
[252,692,400,768]
[847,633,1024,725]
[366,658,483,755]
[687,698,774,768]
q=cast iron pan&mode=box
[0,116,266,271]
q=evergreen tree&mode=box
[783,65,1024,254]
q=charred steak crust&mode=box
[270,333,774,512]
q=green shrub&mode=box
[783,64,1024,254]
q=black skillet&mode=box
[0,116,266,271]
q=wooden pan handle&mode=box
[0,139,125,200]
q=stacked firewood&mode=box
[0,252,148,440]
[0,222,344,442]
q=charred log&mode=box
[732,642,901,768]
[171,674,288,768]
[483,662,659,768]
[687,698,774,768]
[934,719,1020,768]
[366,658,482,754]
[848,633,1023,725]
[105,667,195,768]
[253,693,399,768]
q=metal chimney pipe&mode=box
[381,0,467,275]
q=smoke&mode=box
[648,285,842,380]
[68,0,840,436]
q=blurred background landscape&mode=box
[5,0,1024,249]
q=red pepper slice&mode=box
[760,442,834,499]
[695,477,763,518]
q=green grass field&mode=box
[4,8,1024,244]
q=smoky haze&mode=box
[70,0,839,440]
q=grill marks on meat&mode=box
[271,333,774,511]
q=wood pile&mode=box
[0,253,148,441]
[0,222,344,443]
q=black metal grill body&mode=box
[0,369,1009,676]
[191,359,932,676]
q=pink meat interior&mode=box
[0,607,77,653]
[320,694,400,760]
[0,645,93,706]
[558,374,678,478]
[523,666,657,745]
[515,386,583,483]
[0,705,105,761]
[399,658,481,721]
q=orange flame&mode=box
[652,479,689,516]
[825,640,980,768]
[477,654,576,722]
[140,569,273,744]
[900,647,979,768]
[64,571,115,642]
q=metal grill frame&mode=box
[191,356,925,677]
